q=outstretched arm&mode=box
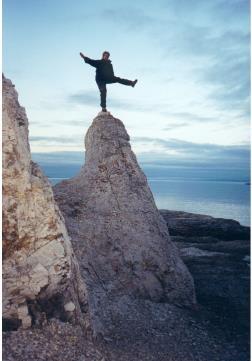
[79,52,99,67]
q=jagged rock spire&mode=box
[54,112,196,333]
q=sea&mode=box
[39,163,250,227]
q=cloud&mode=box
[68,90,99,106]
[101,7,157,31]
[132,136,250,167]
[163,28,250,116]
[202,56,250,113]
[32,151,84,165]
[31,134,250,173]
[58,5,157,31]
[67,89,153,112]
[31,135,249,167]
[210,0,249,26]
[164,0,249,29]
[154,3,250,117]
[161,17,249,60]
[31,135,250,169]
[133,136,249,151]
[62,119,90,127]
[161,111,219,126]
[30,135,76,143]
[30,135,83,148]
[31,119,90,127]
[163,122,188,131]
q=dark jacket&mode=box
[84,57,114,81]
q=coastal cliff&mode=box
[2,75,88,330]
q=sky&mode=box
[3,0,250,171]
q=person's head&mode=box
[102,51,110,60]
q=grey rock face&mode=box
[54,113,196,333]
[2,75,88,330]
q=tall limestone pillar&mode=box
[54,112,196,332]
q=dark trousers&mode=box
[96,77,132,108]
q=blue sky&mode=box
[3,0,250,170]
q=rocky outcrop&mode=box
[161,210,250,240]
[2,75,87,330]
[3,207,250,361]
[161,210,250,331]
[54,112,196,333]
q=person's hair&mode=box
[102,51,110,57]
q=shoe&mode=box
[132,79,138,87]
[99,108,110,115]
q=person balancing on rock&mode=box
[80,51,138,112]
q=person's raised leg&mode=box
[109,76,138,87]
[96,81,107,111]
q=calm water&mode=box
[148,178,250,226]
[49,173,250,226]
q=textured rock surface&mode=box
[161,210,250,333]
[54,113,196,332]
[2,75,87,330]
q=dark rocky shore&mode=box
[161,210,250,337]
